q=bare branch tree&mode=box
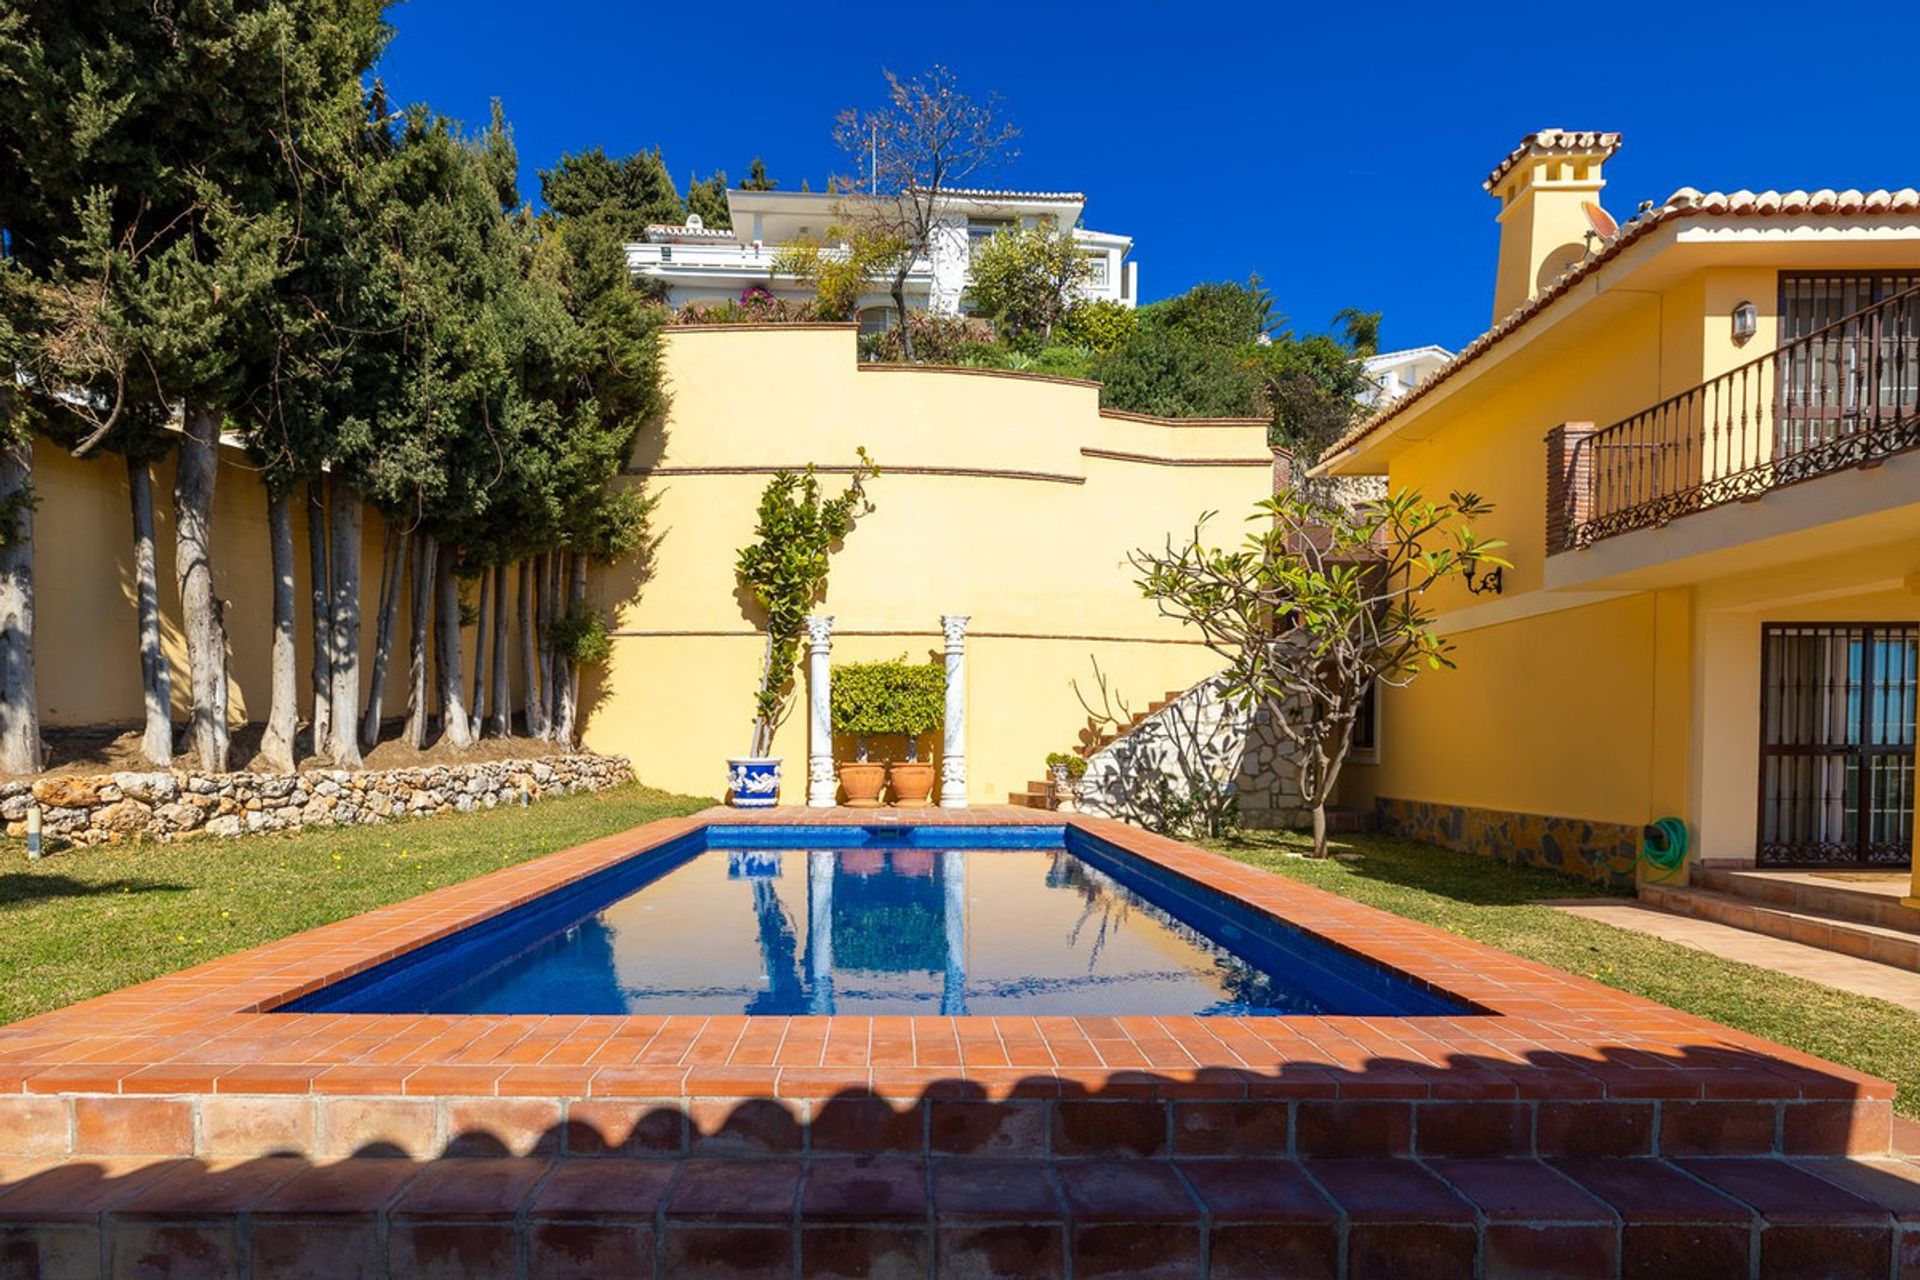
[833,67,1019,360]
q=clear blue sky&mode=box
[377,0,1920,354]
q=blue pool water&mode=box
[283,826,1466,1018]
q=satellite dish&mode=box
[1582,201,1619,241]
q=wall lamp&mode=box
[1731,300,1758,345]
[1462,555,1504,596]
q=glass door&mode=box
[1758,622,1917,866]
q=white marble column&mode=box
[940,849,968,1015]
[939,614,969,808]
[805,615,836,808]
[806,850,836,1014]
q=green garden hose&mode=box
[1640,817,1689,882]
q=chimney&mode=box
[1485,129,1621,323]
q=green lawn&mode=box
[1202,829,1920,1119]
[0,783,709,1025]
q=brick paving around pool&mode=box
[0,806,1913,1278]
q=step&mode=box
[5,1152,1919,1279]
[1006,788,1050,809]
[1640,883,1920,972]
[1695,867,1920,936]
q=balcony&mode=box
[1548,285,1920,554]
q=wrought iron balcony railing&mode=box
[1548,283,1920,552]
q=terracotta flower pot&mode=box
[888,761,937,807]
[838,761,887,808]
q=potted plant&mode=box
[883,658,946,806]
[1046,751,1087,812]
[830,659,891,808]
[731,452,878,807]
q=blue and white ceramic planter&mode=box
[726,757,782,808]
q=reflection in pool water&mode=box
[412,846,1328,1017]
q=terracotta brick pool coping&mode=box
[0,806,1894,1164]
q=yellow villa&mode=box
[1317,129,1920,930]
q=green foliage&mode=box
[857,313,994,364]
[1056,299,1137,354]
[772,218,906,321]
[550,600,612,666]
[675,293,819,325]
[832,656,945,740]
[1141,774,1240,839]
[965,224,1089,339]
[1086,279,1381,454]
[685,170,730,229]
[738,157,778,191]
[0,0,392,446]
[886,660,946,737]
[735,451,880,756]
[1045,751,1087,778]
[1091,318,1267,418]
[537,146,681,239]
[1131,487,1505,854]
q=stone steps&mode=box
[1640,882,1920,973]
[1695,867,1920,936]
[5,1151,1919,1279]
[1011,692,1182,808]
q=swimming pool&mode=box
[284,825,1466,1018]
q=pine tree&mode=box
[739,157,779,192]
[686,171,731,229]
[537,146,682,239]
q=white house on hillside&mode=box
[1358,345,1453,407]
[627,187,1137,330]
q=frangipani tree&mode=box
[1131,487,1505,856]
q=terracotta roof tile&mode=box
[1483,129,1622,191]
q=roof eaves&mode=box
[1314,184,1920,474]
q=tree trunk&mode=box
[489,561,511,737]
[535,552,557,740]
[360,524,407,749]
[127,455,171,767]
[468,563,489,740]
[434,551,474,749]
[518,558,545,740]
[1310,804,1328,859]
[0,420,41,776]
[405,535,437,749]
[553,553,584,751]
[892,266,914,360]
[306,483,331,756]
[326,478,362,766]
[260,489,298,773]
[174,401,228,772]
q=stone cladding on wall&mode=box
[1375,796,1641,889]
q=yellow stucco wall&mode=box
[1334,247,1920,876]
[21,329,1264,806]
[576,326,1271,803]
[31,441,415,730]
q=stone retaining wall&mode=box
[1076,676,1310,830]
[3,754,634,846]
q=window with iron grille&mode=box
[1758,622,1916,867]
[1776,272,1920,455]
